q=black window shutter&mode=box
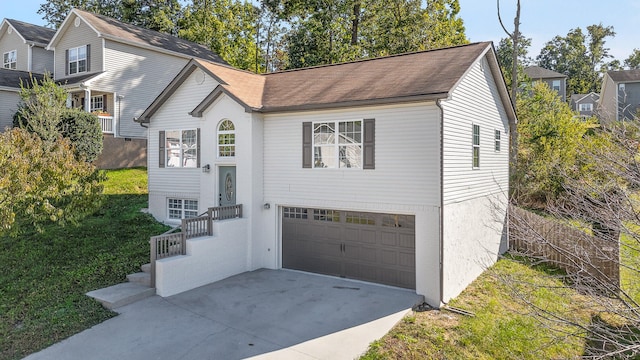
[363,118,375,169]
[302,122,312,168]
[159,131,165,168]
[102,94,107,111]
[196,128,201,168]
[86,44,90,72]
[65,49,69,75]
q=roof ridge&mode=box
[264,42,490,76]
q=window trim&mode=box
[90,95,104,112]
[162,128,200,168]
[3,50,16,69]
[312,119,363,169]
[579,103,593,112]
[494,129,501,152]
[217,119,236,158]
[472,124,480,169]
[67,45,88,75]
[551,79,561,92]
[167,198,199,220]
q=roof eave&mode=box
[259,93,447,113]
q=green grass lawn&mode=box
[361,258,596,359]
[0,167,168,360]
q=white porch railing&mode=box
[99,115,114,133]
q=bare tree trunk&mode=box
[351,1,361,46]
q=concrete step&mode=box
[86,283,155,309]
[140,263,151,273]
[127,272,151,287]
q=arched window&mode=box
[217,119,235,157]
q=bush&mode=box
[59,109,104,162]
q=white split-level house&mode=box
[136,42,514,307]
[1,9,227,168]
[0,19,55,130]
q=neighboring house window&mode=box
[579,103,593,112]
[168,199,198,219]
[472,124,480,168]
[217,119,235,157]
[494,130,501,152]
[67,45,88,75]
[161,129,199,168]
[91,95,104,112]
[3,50,16,69]
[552,80,561,92]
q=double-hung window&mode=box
[313,120,362,168]
[68,45,87,75]
[552,80,561,92]
[91,95,104,112]
[472,124,480,168]
[217,119,235,157]
[3,50,16,69]
[168,199,198,219]
[165,129,198,168]
[579,103,593,112]
[494,130,501,152]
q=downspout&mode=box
[436,98,446,308]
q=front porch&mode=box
[67,89,116,134]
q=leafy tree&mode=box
[38,0,121,28]
[119,0,183,35]
[178,0,260,71]
[0,128,104,235]
[13,74,103,162]
[514,81,597,207]
[537,24,615,95]
[495,35,531,94]
[13,74,68,143]
[624,48,640,69]
[59,109,104,162]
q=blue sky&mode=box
[3,0,638,61]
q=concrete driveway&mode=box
[24,269,423,360]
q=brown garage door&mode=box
[282,207,415,289]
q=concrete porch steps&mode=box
[86,263,155,309]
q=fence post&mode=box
[208,207,213,236]
[150,237,156,288]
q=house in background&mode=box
[524,65,568,101]
[570,92,599,119]
[598,69,640,122]
[0,19,55,130]
[42,9,227,168]
[136,42,514,308]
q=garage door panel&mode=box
[283,208,415,289]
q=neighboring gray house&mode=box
[45,9,226,168]
[524,65,568,101]
[0,69,44,130]
[0,19,55,74]
[137,42,514,308]
[0,19,55,130]
[570,92,599,119]
[598,69,640,122]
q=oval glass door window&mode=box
[225,173,234,201]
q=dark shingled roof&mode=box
[608,69,640,82]
[261,42,491,111]
[72,9,227,65]
[0,68,44,89]
[6,19,55,46]
[524,65,567,79]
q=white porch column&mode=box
[84,89,91,112]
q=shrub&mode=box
[59,109,104,162]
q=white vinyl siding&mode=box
[441,57,510,205]
[96,40,189,138]
[53,16,102,79]
[264,103,441,209]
